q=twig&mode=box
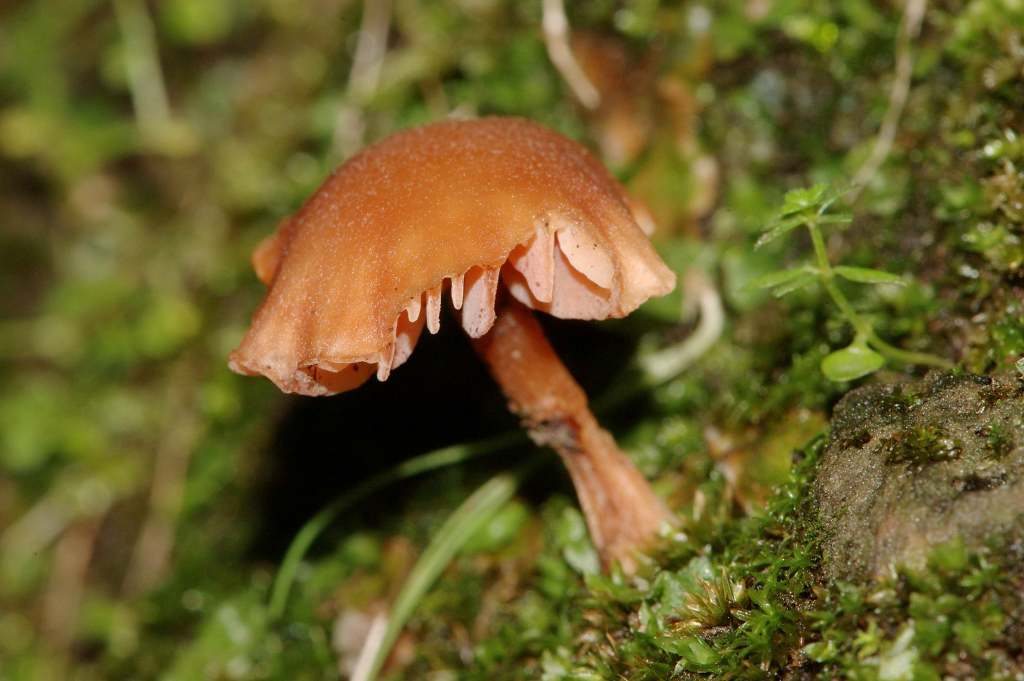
[123,366,202,596]
[112,0,172,136]
[849,0,928,202]
[334,0,393,158]
[542,0,600,109]
[41,518,101,669]
[349,0,393,99]
[1,492,74,559]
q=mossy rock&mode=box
[815,372,1024,581]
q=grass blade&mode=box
[268,430,524,620]
[352,471,523,681]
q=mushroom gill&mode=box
[281,216,628,394]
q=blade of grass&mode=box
[267,430,524,620]
[351,469,525,681]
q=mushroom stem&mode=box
[473,298,672,571]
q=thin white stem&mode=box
[542,0,600,110]
[638,269,725,384]
[349,0,393,99]
[113,0,172,135]
[1,493,73,558]
[849,0,927,201]
[334,0,393,158]
[42,519,100,661]
[123,368,202,595]
[349,612,389,681]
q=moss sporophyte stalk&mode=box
[752,184,954,382]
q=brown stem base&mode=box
[473,298,672,571]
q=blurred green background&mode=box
[1,0,1022,679]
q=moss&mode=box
[984,423,1016,459]
[882,425,963,467]
[806,534,1024,679]
[4,0,1024,678]
[431,436,1024,680]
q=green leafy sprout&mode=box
[753,184,955,382]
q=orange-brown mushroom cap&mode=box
[229,117,675,395]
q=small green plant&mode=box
[883,425,962,466]
[753,184,953,382]
[679,568,746,632]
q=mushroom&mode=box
[230,117,677,568]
